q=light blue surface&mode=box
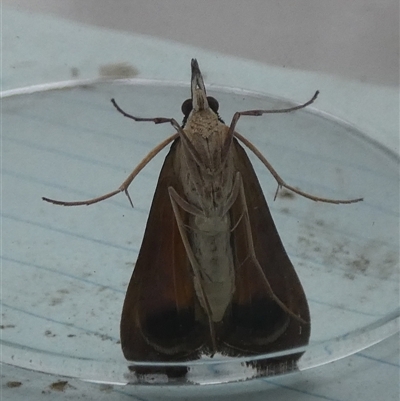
[1,6,399,401]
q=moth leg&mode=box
[44,93,205,207]
[42,133,178,206]
[234,173,307,324]
[221,172,242,216]
[235,133,362,205]
[222,89,361,205]
[168,187,217,353]
[111,98,205,169]
[227,91,319,137]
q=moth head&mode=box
[181,59,222,126]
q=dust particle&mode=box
[70,67,80,78]
[99,62,139,78]
[50,298,63,306]
[350,255,370,273]
[6,381,22,388]
[49,381,70,392]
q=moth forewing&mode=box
[120,140,207,362]
[222,138,311,358]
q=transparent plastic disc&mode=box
[2,79,399,386]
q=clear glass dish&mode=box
[2,79,399,386]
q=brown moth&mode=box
[43,59,362,375]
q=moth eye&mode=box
[207,96,219,113]
[181,99,193,117]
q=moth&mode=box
[43,59,362,375]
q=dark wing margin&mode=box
[120,139,207,363]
